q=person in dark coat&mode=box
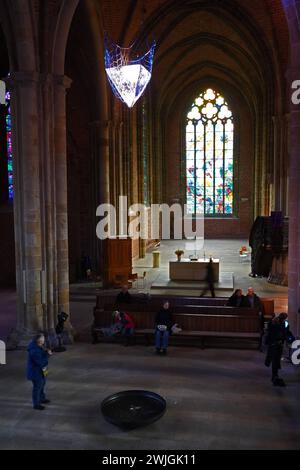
[116,285,132,304]
[27,334,52,410]
[155,301,173,355]
[227,289,246,307]
[265,313,295,386]
[200,257,216,298]
[244,287,263,311]
[80,252,92,279]
[244,287,265,349]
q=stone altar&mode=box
[169,258,219,282]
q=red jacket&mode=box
[122,312,135,329]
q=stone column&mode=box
[6,72,74,348]
[6,72,44,347]
[109,120,117,209]
[287,67,300,336]
[272,116,280,211]
[119,121,124,197]
[89,120,110,274]
[272,115,289,214]
[282,114,290,216]
[53,75,72,322]
[89,120,110,204]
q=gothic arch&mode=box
[52,0,81,75]
[0,0,35,71]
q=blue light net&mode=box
[104,35,156,107]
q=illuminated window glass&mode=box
[186,88,234,216]
[6,91,13,200]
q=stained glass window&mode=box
[186,88,234,216]
[6,91,13,200]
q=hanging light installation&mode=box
[104,35,156,108]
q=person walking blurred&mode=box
[200,258,216,298]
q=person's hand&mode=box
[47,349,53,356]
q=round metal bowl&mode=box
[101,390,166,430]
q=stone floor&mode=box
[0,343,300,450]
[0,239,294,450]
[133,239,288,310]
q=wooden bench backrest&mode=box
[172,314,260,333]
[93,309,260,333]
[97,296,274,315]
[260,298,275,316]
[100,304,259,317]
[173,305,259,316]
[97,296,228,309]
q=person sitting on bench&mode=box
[244,287,265,350]
[116,285,132,304]
[244,287,262,309]
[227,289,246,307]
[155,301,173,355]
[92,310,123,343]
[116,311,135,346]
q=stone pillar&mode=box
[89,120,110,203]
[272,116,280,211]
[89,120,110,274]
[6,72,44,346]
[53,75,72,319]
[109,120,117,209]
[6,72,74,348]
[287,67,300,336]
[121,116,130,202]
[119,122,124,197]
[272,115,289,214]
[282,114,290,216]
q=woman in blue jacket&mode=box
[27,334,52,410]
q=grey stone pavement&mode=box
[0,239,297,450]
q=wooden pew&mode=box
[96,294,274,316]
[91,307,261,349]
[96,295,228,309]
[100,303,259,317]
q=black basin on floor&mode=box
[101,390,166,430]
